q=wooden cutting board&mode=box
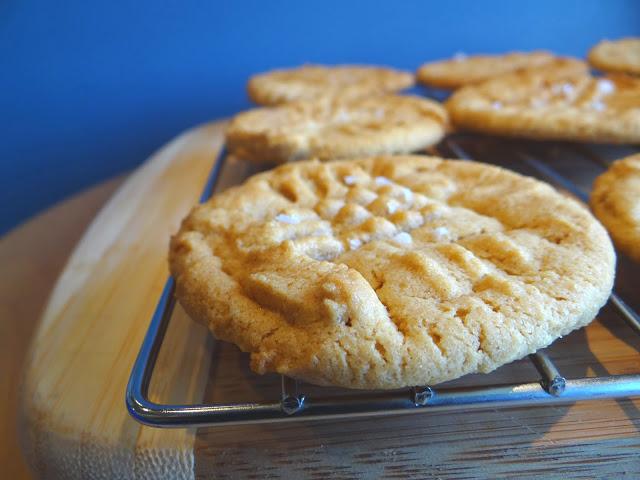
[19,120,640,479]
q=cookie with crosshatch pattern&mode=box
[591,154,640,262]
[225,94,448,164]
[170,155,615,389]
[247,64,414,106]
[589,38,640,76]
[416,52,587,89]
[446,68,640,143]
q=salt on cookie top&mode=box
[170,155,615,390]
[589,38,640,76]
[446,69,640,144]
[226,95,448,164]
[247,64,415,106]
[591,154,640,262]
[416,51,587,89]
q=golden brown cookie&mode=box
[247,64,414,105]
[446,70,640,143]
[170,155,615,390]
[591,154,640,261]
[226,95,448,164]
[416,52,587,89]
[588,38,640,76]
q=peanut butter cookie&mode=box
[248,64,414,105]
[170,155,615,389]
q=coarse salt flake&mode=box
[275,213,300,224]
[400,186,413,202]
[530,98,546,108]
[387,199,400,214]
[453,52,468,61]
[590,101,606,112]
[393,232,413,244]
[348,238,362,250]
[375,176,392,186]
[335,109,351,123]
[597,78,615,95]
[343,175,358,185]
[434,226,449,238]
[491,101,502,110]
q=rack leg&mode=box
[530,351,566,396]
[281,376,305,415]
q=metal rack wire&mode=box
[126,138,640,428]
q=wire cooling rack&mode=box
[126,136,640,428]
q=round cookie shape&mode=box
[591,154,640,261]
[446,69,640,144]
[226,95,448,164]
[416,52,586,89]
[170,155,615,390]
[589,38,640,76]
[248,64,415,106]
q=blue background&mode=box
[1,0,638,234]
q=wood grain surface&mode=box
[1,176,124,480]
[15,120,640,479]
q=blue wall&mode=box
[1,0,638,233]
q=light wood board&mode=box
[1,176,123,480]
[18,121,640,479]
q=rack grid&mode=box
[126,136,640,428]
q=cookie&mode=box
[590,154,640,261]
[417,52,587,89]
[226,95,448,164]
[446,69,640,143]
[247,64,415,105]
[170,155,615,390]
[588,38,640,76]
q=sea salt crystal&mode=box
[387,199,400,214]
[491,101,502,110]
[597,78,615,95]
[348,238,362,250]
[453,52,468,61]
[434,226,449,238]
[343,175,358,185]
[275,213,300,224]
[424,211,442,222]
[335,109,351,123]
[398,186,413,203]
[393,232,413,244]
[375,176,392,186]
[590,101,606,112]
[552,83,574,96]
[530,98,546,109]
